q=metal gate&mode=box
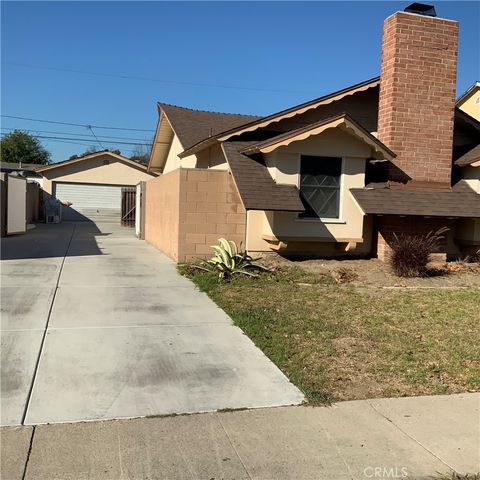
[121,187,136,227]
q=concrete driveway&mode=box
[1,222,303,426]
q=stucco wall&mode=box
[250,129,369,254]
[196,144,228,170]
[42,154,154,194]
[144,169,182,261]
[461,165,480,193]
[163,135,198,174]
[144,168,246,263]
[458,89,480,120]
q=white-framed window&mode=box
[298,155,343,220]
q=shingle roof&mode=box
[178,76,381,158]
[159,104,260,151]
[36,151,153,174]
[222,142,305,212]
[455,144,480,167]
[1,162,42,171]
[351,186,480,218]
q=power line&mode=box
[0,132,150,146]
[1,127,151,142]
[87,125,105,150]
[2,61,316,95]
[0,134,140,154]
[1,114,155,132]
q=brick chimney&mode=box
[377,4,458,188]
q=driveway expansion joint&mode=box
[215,413,254,480]
[365,400,455,471]
[21,224,76,426]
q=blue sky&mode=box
[1,1,479,162]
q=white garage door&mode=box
[54,182,124,222]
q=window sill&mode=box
[295,217,346,225]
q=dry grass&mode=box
[179,265,480,404]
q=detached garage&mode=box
[37,151,156,223]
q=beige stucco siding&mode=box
[461,165,480,193]
[246,210,274,251]
[163,135,197,174]
[458,88,480,120]
[196,144,228,170]
[248,128,370,253]
[42,154,153,194]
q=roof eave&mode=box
[240,113,395,161]
[179,76,381,159]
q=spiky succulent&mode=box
[195,238,269,280]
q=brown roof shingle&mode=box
[159,104,259,151]
[178,76,381,158]
[222,142,305,212]
[351,187,480,218]
[454,144,480,166]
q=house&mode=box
[143,3,480,263]
[457,82,480,120]
[37,150,156,222]
[1,162,44,187]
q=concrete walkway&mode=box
[1,393,478,480]
[1,222,303,426]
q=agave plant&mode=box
[196,238,269,280]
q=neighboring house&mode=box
[37,151,156,222]
[144,3,480,262]
[457,82,480,121]
[0,162,44,187]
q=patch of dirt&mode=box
[267,256,480,289]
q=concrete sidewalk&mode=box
[2,393,479,480]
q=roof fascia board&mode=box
[37,151,152,174]
[147,107,178,172]
[241,114,395,160]
[178,77,380,158]
[456,81,480,105]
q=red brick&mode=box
[377,12,457,186]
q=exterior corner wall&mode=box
[246,210,275,252]
[163,135,182,174]
[178,169,246,262]
[144,169,182,261]
[377,12,458,185]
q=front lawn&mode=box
[179,265,480,404]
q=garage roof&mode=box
[36,151,155,174]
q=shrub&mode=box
[389,227,448,277]
[192,238,269,281]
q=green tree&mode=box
[0,130,51,164]
[69,148,121,160]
